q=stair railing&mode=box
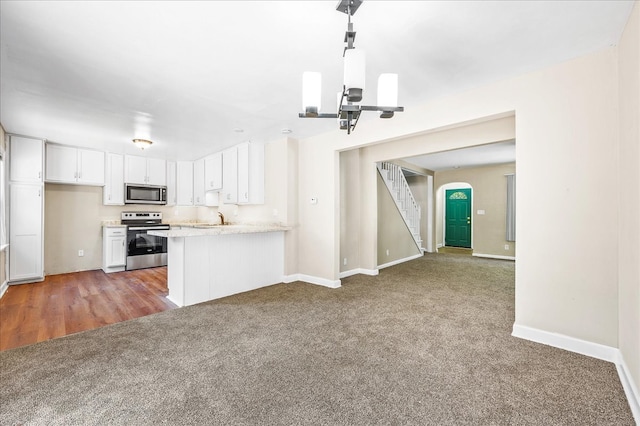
[377,162,422,249]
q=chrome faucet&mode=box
[218,211,225,225]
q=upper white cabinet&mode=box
[222,147,238,204]
[221,143,264,205]
[166,161,177,206]
[193,158,205,206]
[237,142,264,204]
[176,161,194,206]
[124,155,166,186]
[8,136,44,283]
[204,152,222,191]
[45,144,105,186]
[103,153,124,205]
[10,136,43,183]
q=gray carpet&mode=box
[0,254,634,425]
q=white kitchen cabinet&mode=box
[193,158,205,205]
[176,161,194,205]
[124,155,166,186]
[222,146,238,204]
[10,136,43,183]
[9,136,44,284]
[166,161,177,206]
[102,226,126,273]
[9,183,44,282]
[45,144,105,186]
[237,142,264,204]
[147,158,167,185]
[103,153,124,205]
[204,152,222,191]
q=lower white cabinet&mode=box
[102,226,127,273]
[9,183,44,283]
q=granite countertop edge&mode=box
[148,224,292,237]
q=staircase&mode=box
[377,162,422,251]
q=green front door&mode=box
[445,188,471,248]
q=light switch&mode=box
[477,209,485,215]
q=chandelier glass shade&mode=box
[299,0,403,134]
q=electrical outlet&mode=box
[343,257,347,266]
[386,249,390,256]
[504,244,509,250]
[78,249,84,257]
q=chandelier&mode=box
[299,0,404,134]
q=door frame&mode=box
[438,182,473,249]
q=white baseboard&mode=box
[473,253,516,261]
[378,253,423,270]
[339,268,379,279]
[283,274,341,289]
[512,324,618,362]
[617,353,640,424]
[513,323,640,424]
[0,280,8,299]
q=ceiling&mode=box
[0,1,634,161]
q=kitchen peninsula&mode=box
[149,224,290,307]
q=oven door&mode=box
[126,226,168,270]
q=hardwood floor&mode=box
[0,267,176,351]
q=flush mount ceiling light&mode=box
[299,0,404,134]
[132,138,153,150]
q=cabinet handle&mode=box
[38,172,41,179]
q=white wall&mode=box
[617,0,640,407]
[297,47,620,351]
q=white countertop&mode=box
[148,224,291,238]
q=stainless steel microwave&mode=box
[124,184,167,205]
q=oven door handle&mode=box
[128,226,170,231]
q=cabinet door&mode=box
[9,183,43,281]
[77,149,105,185]
[176,161,194,205]
[237,143,249,203]
[104,153,124,205]
[193,158,205,205]
[222,147,238,204]
[124,155,148,184]
[45,144,77,183]
[146,158,167,186]
[107,236,126,267]
[238,142,264,205]
[10,136,43,182]
[205,152,222,191]
[166,161,177,206]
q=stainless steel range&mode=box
[121,212,170,270]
